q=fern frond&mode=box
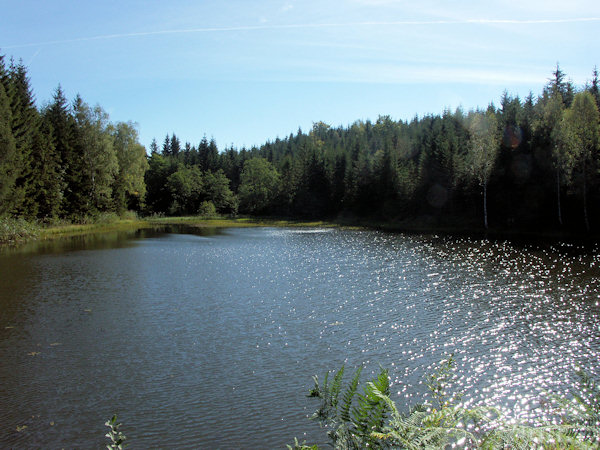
[330,365,345,409]
[340,366,362,423]
[482,423,599,449]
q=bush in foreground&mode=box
[295,357,600,449]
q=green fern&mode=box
[351,371,390,446]
[308,365,389,449]
[304,361,600,449]
[340,366,362,423]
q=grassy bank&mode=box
[0,214,349,247]
[3,213,595,248]
[0,215,148,246]
[145,215,341,229]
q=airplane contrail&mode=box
[2,17,600,49]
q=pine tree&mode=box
[170,133,181,157]
[7,60,39,217]
[547,63,575,107]
[162,134,171,156]
[149,138,159,155]
[44,85,78,218]
[590,66,600,109]
[30,117,65,220]
[0,81,18,216]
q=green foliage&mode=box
[202,169,237,214]
[105,415,127,449]
[72,97,119,214]
[0,80,18,215]
[0,216,40,243]
[304,359,600,449]
[238,157,280,214]
[561,91,600,230]
[551,368,600,445]
[112,122,149,213]
[4,53,600,233]
[198,200,217,217]
[308,365,390,448]
[286,437,319,450]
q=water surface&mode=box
[1,227,599,448]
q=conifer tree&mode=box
[44,85,78,217]
[170,133,181,157]
[149,138,159,155]
[162,134,171,156]
[7,60,39,217]
[590,66,600,109]
[30,117,64,220]
[0,81,18,216]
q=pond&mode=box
[1,227,599,448]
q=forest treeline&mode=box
[2,51,600,233]
[0,54,147,221]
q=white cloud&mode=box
[281,2,294,12]
[4,16,599,49]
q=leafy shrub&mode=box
[300,357,600,449]
[0,217,40,244]
[119,210,139,221]
[198,200,217,217]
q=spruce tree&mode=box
[7,60,39,217]
[590,66,600,109]
[149,138,159,155]
[44,85,78,218]
[162,134,171,156]
[170,133,181,157]
[30,117,64,220]
[0,81,18,216]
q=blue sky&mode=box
[1,0,599,150]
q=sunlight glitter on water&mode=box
[1,228,599,448]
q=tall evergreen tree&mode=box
[590,66,600,109]
[149,138,159,155]
[170,133,181,157]
[0,81,18,216]
[44,85,78,217]
[30,116,64,220]
[162,134,171,156]
[7,60,39,216]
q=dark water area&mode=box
[1,227,599,448]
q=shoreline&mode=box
[1,215,598,249]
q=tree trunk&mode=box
[556,167,563,226]
[483,181,488,229]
